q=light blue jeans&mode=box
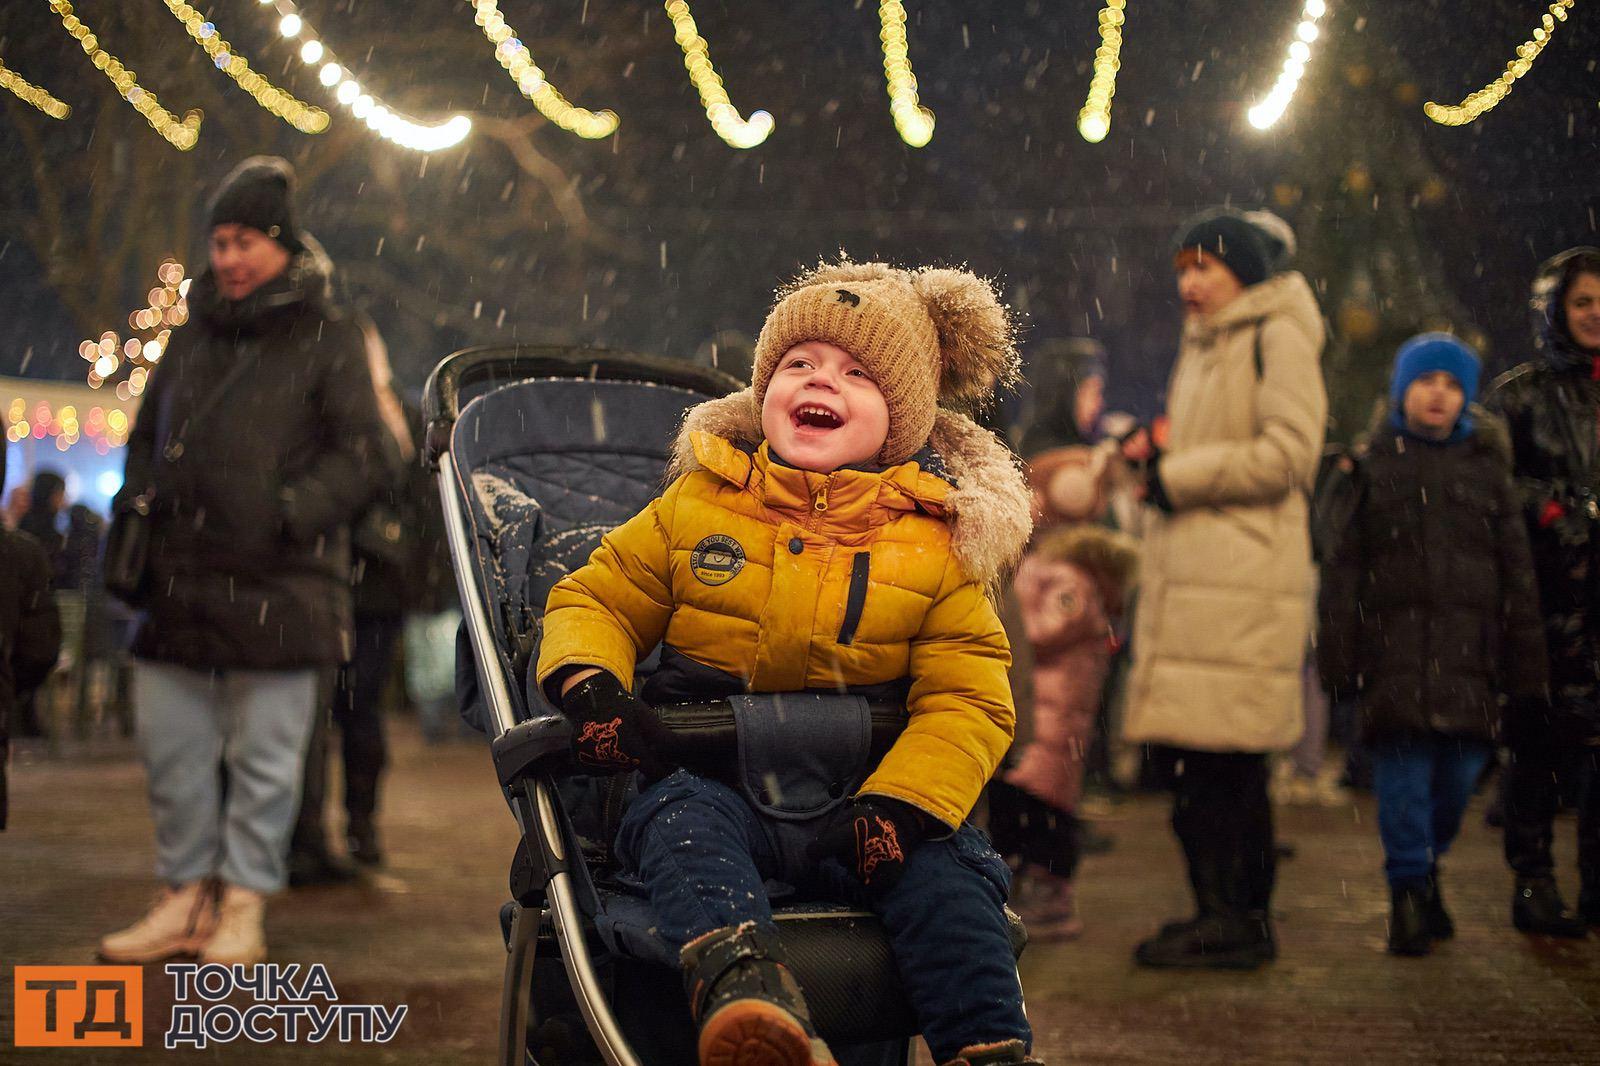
[133,661,318,893]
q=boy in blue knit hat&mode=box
[1319,333,1548,956]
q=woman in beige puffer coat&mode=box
[1124,208,1327,970]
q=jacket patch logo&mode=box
[691,534,746,586]
[835,289,861,308]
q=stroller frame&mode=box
[424,346,940,1066]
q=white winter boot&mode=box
[98,880,219,963]
[200,884,268,967]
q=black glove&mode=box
[558,671,673,783]
[1145,459,1174,514]
[807,795,933,897]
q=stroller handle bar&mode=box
[422,344,745,467]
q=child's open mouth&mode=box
[792,404,843,431]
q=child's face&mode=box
[1402,371,1466,439]
[761,341,890,472]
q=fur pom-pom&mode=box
[911,267,1021,405]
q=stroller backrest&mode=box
[447,372,734,722]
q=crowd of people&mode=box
[3,152,1599,1065]
[993,223,1600,968]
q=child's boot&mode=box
[680,922,837,1066]
[938,1038,1045,1065]
[98,880,219,963]
[1387,881,1432,956]
[200,884,269,966]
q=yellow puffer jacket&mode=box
[536,392,1033,828]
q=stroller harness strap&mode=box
[731,693,874,822]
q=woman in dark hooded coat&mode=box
[1484,246,1600,935]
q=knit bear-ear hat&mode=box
[752,257,1021,466]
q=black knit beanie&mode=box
[1173,208,1273,288]
[207,156,303,253]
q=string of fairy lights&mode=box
[257,0,471,151]
[1424,0,1574,126]
[469,0,619,140]
[0,56,71,119]
[46,0,202,150]
[12,2,1589,156]
[1247,0,1327,130]
[1077,0,1126,144]
[164,0,328,135]
[878,0,935,147]
[664,0,773,148]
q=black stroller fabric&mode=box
[452,378,694,728]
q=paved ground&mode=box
[4,719,1598,1064]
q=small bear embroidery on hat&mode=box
[835,289,861,308]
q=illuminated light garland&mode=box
[6,398,132,454]
[83,259,189,399]
[471,0,618,140]
[1078,0,1126,144]
[260,0,471,151]
[664,0,773,148]
[878,1,934,147]
[1248,0,1329,130]
[0,57,71,119]
[163,0,328,134]
[1424,0,1573,126]
[47,0,201,150]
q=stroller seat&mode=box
[425,347,1024,1066]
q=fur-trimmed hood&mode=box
[668,388,1033,588]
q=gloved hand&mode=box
[1144,459,1174,513]
[558,671,673,783]
[807,795,933,897]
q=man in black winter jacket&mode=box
[1484,246,1600,937]
[0,449,63,831]
[98,157,388,967]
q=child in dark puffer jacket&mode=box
[1319,333,1547,956]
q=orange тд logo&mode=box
[13,966,143,1047]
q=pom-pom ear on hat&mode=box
[912,267,1021,405]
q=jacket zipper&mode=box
[806,476,833,531]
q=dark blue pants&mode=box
[1371,733,1493,885]
[615,770,1031,1062]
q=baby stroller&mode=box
[422,346,1025,1066]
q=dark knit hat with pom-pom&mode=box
[753,257,1020,465]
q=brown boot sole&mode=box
[698,999,837,1066]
